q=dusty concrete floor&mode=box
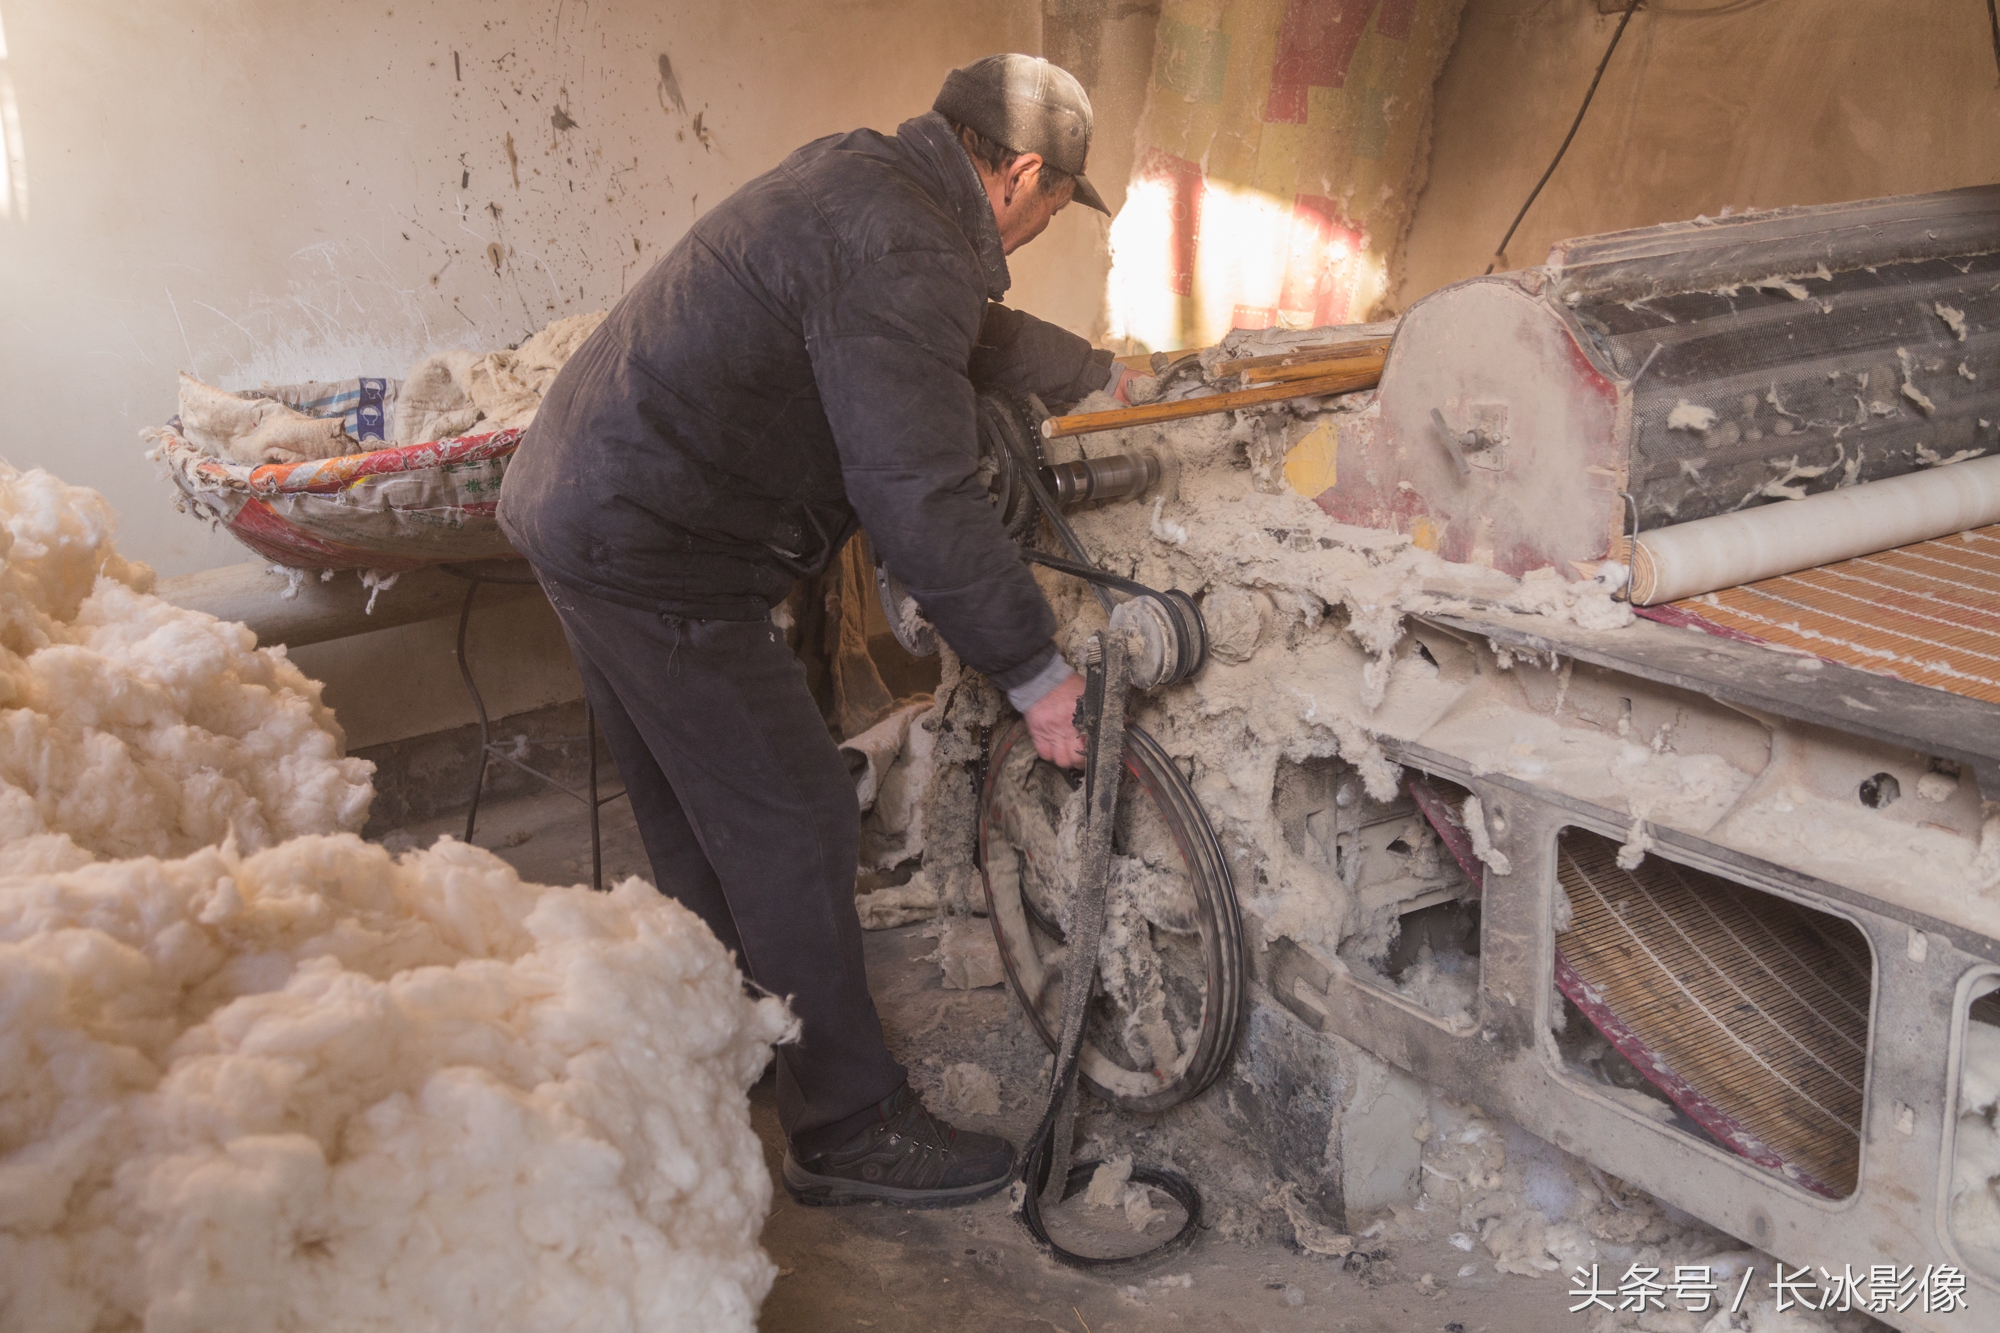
[386,786,1573,1332]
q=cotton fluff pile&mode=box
[0,463,373,871]
[1952,1017,2000,1276]
[172,309,609,465]
[0,835,795,1332]
[1,463,796,1330]
[392,310,608,447]
[174,375,354,466]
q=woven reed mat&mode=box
[1639,524,2000,705]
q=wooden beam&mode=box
[1211,335,1392,379]
[1229,351,1388,386]
[1041,366,1380,440]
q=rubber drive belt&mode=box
[1013,627,1202,1267]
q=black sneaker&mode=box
[782,1085,1017,1208]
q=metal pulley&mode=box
[1107,587,1206,689]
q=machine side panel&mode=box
[1317,278,1623,577]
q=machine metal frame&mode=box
[1263,606,2000,1332]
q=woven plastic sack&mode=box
[151,408,523,572]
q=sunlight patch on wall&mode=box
[1,75,25,222]
[1107,172,1388,353]
[1104,0,1466,353]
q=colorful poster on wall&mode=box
[1107,0,1464,352]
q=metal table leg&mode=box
[445,562,624,890]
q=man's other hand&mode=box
[1024,672,1087,768]
[1105,362,1160,406]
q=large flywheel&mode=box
[979,716,1244,1114]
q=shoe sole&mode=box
[781,1151,1017,1210]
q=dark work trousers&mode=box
[534,572,907,1151]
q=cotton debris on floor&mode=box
[924,917,1006,991]
[1410,1098,1879,1333]
[1084,1154,1169,1234]
[0,464,796,1332]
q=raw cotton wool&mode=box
[0,834,795,1333]
[0,462,797,1331]
[0,462,373,871]
[1952,1016,2000,1277]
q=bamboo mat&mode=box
[1644,524,2000,705]
[1555,830,1872,1198]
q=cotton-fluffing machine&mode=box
[1263,186,2000,1329]
[1324,185,2000,578]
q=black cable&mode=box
[1020,546,1161,602]
[1020,1156,1203,1268]
[1485,0,1643,275]
[1989,0,2000,85]
[999,405,1116,615]
[1646,0,1774,13]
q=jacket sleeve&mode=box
[969,303,1115,407]
[805,250,1060,692]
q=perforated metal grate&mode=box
[1555,830,1872,1197]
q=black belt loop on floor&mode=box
[1014,628,1202,1267]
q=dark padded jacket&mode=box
[497,112,1111,694]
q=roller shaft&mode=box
[1041,452,1160,507]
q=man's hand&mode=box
[1105,362,1160,406]
[1024,672,1088,769]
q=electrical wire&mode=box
[1989,0,2000,85]
[1484,0,1643,275]
[1645,0,1775,13]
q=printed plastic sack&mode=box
[148,375,521,572]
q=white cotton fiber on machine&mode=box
[0,462,374,870]
[1952,1016,2000,1276]
[0,834,796,1333]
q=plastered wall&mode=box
[0,0,1163,749]
[1399,0,2000,304]
[0,0,1129,581]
